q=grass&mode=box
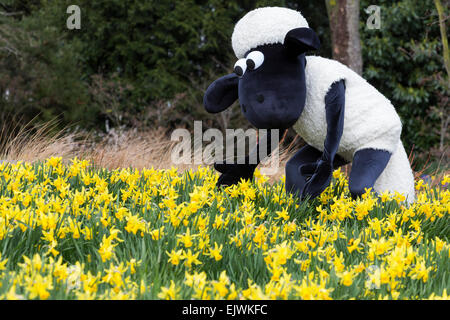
[0,158,448,300]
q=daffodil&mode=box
[208,242,223,261]
[157,280,180,300]
[166,249,183,266]
[181,249,202,268]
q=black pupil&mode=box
[246,59,255,70]
[234,66,243,76]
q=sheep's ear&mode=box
[284,27,321,55]
[203,74,239,113]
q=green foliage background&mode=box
[360,0,448,160]
[0,0,447,163]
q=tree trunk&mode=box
[434,0,450,79]
[433,0,449,152]
[325,0,363,75]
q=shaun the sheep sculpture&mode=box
[203,7,415,204]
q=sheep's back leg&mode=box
[348,148,391,199]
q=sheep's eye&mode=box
[234,59,247,77]
[246,51,264,70]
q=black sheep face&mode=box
[204,27,320,130]
[236,44,307,129]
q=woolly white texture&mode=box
[373,141,416,204]
[293,56,415,203]
[231,7,309,59]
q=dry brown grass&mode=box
[83,128,178,171]
[0,121,81,163]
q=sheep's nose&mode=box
[256,94,264,103]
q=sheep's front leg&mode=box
[285,145,321,197]
[302,79,346,199]
[285,144,347,199]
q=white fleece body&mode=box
[293,56,415,203]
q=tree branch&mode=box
[0,11,23,17]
